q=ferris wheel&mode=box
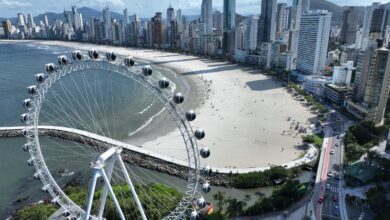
[20,49,213,219]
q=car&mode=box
[336,135,340,139]
[333,194,338,202]
[318,196,324,203]
[327,172,333,177]
[330,149,335,154]
[335,143,339,147]
[326,183,331,190]
[333,205,340,216]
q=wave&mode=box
[137,100,154,115]
[128,107,165,137]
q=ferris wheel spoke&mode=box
[57,76,106,137]
[39,109,97,158]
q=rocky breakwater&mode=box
[0,127,230,187]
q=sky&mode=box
[0,0,389,18]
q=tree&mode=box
[212,191,226,220]
[225,198,246,217]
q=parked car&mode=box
[333,194,338,202]
[326,183,331,190]
[333,205,340,216]
[330,149,335,154]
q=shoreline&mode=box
[2,39,317,169]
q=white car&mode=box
[330,149,335,154]
[326,183,331,190]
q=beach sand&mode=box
[24,40,316,169]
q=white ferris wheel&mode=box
[20,49,212,220]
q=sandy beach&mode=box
[17,40,316,169]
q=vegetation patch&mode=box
[229,166,301,189]
[15,183,182,220]
[14,203,57,220]
[344,121,387,163]
[302,134,323,148]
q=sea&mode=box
[0,42,310,218]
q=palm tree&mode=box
[212,191,226,220]
[226,198,246,217]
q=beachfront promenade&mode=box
[0,126,318,174]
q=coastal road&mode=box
[311,111,346,220]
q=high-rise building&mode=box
[123,8,129,42]
[223,0,236,56]
[297,10,331,75]
[103,6,112,41]
[176,9,182,24]
[353,50,372,101]
[123,8,129,27]
[130,14,141,46]
[201,0,213,34]
[245,16,259,50]
[152,12,164,46]
[167,5,175,23]
[347,48,390,125]
[340,7,360,44]
[213,10,223,35]
[223,0,236,31]
[17,13,26,26]
[64,9,72,27]
[2,20,12,38]
[302,0,310,13]
[236,22,246,50]
[72,6,83,32]
[276,3,289,34]
[166,5,175,45]
[360,3,388,50]
[258,0,277,45]
[26,13,35,28]
[112,20,123,45]
[289,0,304,68]
[43,14,49,26]
[370,5,389,39]
[332,61,353,85]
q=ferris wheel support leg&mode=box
[117,154,148,220]
[100,168,126,220]
[84,171,100,220]
[97,157,116,219]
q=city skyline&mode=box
[0,0,388,18]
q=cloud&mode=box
[0,0,32,8]
[75,0,126,9]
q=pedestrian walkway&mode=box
[0,126,319,174]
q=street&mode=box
[311,111,348,220]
